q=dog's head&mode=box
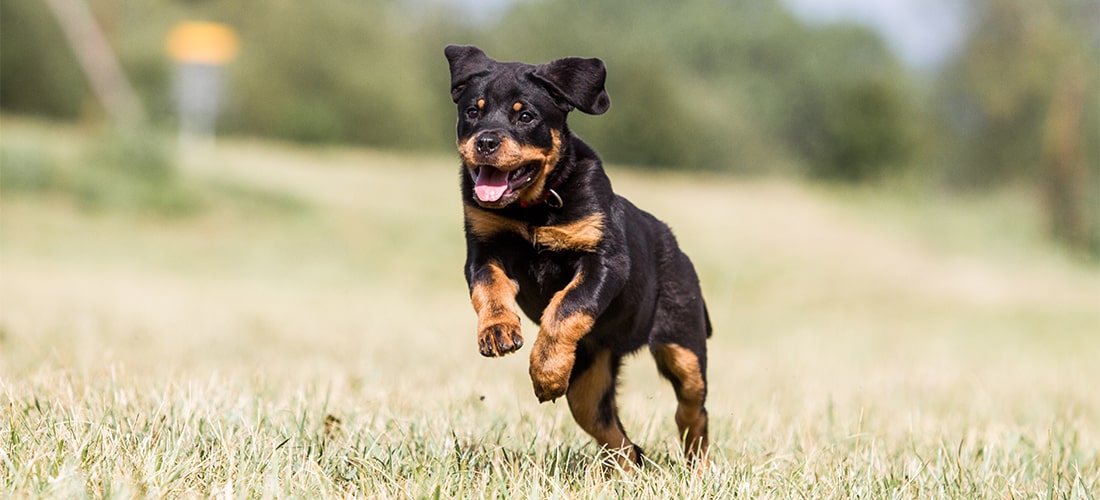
[445,45,610,209]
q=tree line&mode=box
[1,0,1096,255]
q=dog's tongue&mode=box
[474,167,509,202]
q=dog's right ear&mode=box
[445,45,494,102]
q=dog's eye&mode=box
[518,111,535,123]
[465,107,480,119]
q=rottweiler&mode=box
[445,45,712,467]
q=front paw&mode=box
[477,321,524,357]
[529,345,574,402]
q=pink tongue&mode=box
[474,167,510,202]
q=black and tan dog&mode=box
[446,45,712,466]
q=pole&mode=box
[43,0,146,128]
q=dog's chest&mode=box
[511,250,576,320]
[464,205,605,253]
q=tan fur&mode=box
[532,215,604,252]
[458,129,560,175]
[464,205,604,253]
[653,344,709,460]
[464,204,528,241]
[529,273,594,402]
[470,260,522,357]
[567,349,638,468]
[457,130,562,206]
[516,129,562,205]
[513,101,523,111]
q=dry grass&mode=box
[2,120,1098,497]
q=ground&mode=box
[1,119,1097,497]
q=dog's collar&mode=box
[519,182,564,209]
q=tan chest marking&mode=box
[464,205,604,253]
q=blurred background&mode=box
[2,4,1100,492]
[1,0,1097,258]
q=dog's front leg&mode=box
[468,258,524,357]
[530,258,623,402]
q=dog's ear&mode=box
[445,45,494,102]
[533,57,611,115]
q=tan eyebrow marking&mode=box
[477,99,486,109]
[513,102,523,112]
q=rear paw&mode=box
[477,322,524,357]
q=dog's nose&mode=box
[475,134,501,155]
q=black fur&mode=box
[447,45,711,464]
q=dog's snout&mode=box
[475,134,502,155]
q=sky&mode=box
[779,0,968,69]
[439,0,971,70]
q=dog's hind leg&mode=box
[566,346,643,469]
[649,245,711,463]
[652,341,709,463]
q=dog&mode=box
[445,45,712,467]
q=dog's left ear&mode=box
[533,57,611,115]
[445,45,494,102]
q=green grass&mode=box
[2,117,1098,497]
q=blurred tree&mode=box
[783,25,917,181]
[210,0,469,149]
[2,0,919,181]
[0,0,90,118]
[1042,59,1094,255]
[937,0,1099,255]
[488,0,917,175]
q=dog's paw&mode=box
[477,321,524,357]
[531,372,568,402]
[529,346,574,402]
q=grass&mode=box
[2,116,1098,497]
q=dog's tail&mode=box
[703,302,713,338]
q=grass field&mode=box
[2,118,1098,497]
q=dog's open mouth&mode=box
[472,163,538,204]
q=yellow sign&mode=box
[166,22,239,65]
